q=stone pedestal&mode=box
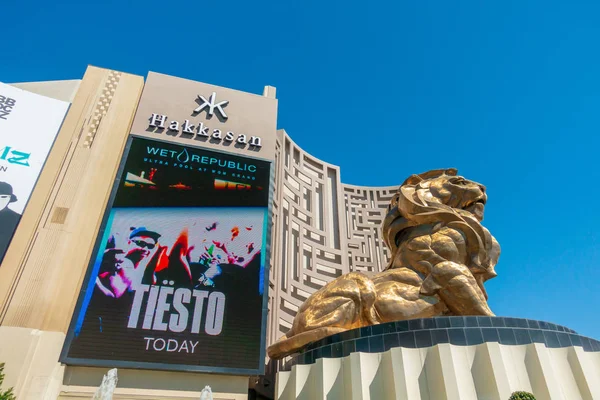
[275,316,600,400]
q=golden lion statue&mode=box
[267,168,500,359]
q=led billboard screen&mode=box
[61,136,272,374]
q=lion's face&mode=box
[383,169,491,254]
[419,174,487,221]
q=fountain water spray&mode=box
[199,385,213,400]
[92,368,118,400]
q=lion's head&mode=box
[382,168,498,278]
[399,168,487,221]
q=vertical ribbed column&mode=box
[472,342,513,399]
[567,347,600,400]
[276,370,291,400]
[502,343,531,393]
[279,364,311,400]
[342,352,381,400]
[379,346,426,399]
[314,357,343,399]
[420,346,445,399]
[447,344,478,399]
[296,357,343,399]
[421,344,478,399]
[525,343,564,400]
[380,349,404,399]
[546,347,587,398]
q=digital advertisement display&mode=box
[61,136,272,374]
[0,83,69,265]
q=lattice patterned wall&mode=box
[342,185,398,273]
[267,130,400,346]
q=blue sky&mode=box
[3,1,599,338]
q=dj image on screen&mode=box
[0,181,22,263]
[62,137,272,372]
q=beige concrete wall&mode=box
[0,326,66,399]
[276,343,600,400]
[0,66,145,333]
[10,80,81,103]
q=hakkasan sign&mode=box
[129,71,278,161]
[61,74,276,375]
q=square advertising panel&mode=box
[61,136,272,375]
[0,83,70,265]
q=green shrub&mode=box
[509,391,536,400]
[0,363,16,400]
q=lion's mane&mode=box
[382,168,499,280]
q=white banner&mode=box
[0,82,70,263]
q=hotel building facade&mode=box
[1,66,599,400]
[0,66,398,399]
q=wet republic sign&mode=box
[130,72,278,161]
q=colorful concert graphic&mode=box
[62,137,271,373]
[90,208,265,299]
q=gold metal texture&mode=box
[268,168,500,359]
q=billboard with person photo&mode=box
[61,136,272,374]
[0,83,70,264]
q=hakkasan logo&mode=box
[145,146,257,173]
[193,92,229,120]
[147,92,262,149]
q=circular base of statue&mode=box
[275,316,600,400]
[282,316,599,370]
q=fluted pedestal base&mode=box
[276,316,600,400]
